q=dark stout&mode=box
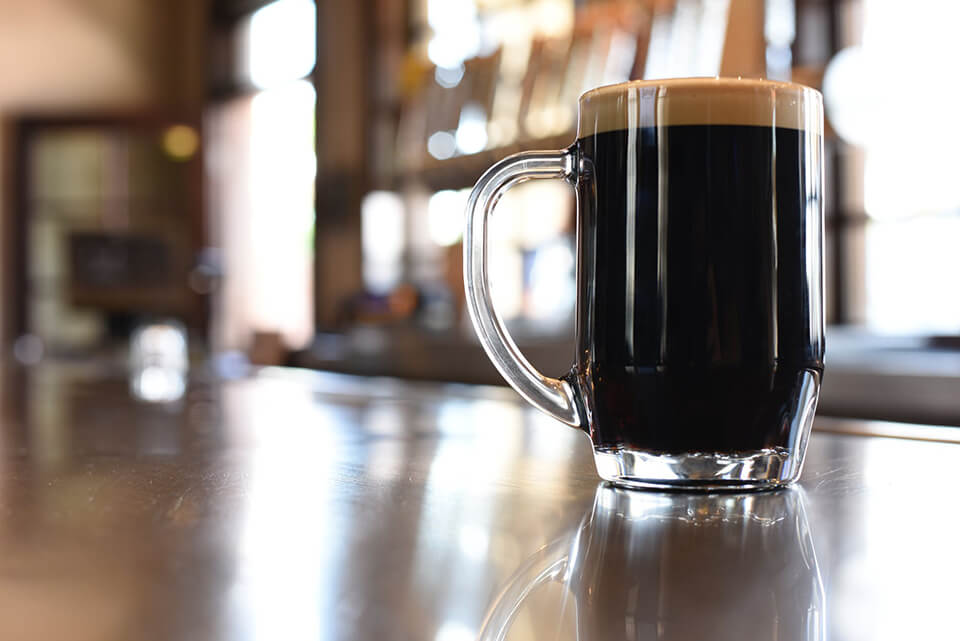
[573,124,824,455]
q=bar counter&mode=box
[0,364,957,640]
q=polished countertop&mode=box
[0,364,958,640]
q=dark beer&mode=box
[573,123,824,456]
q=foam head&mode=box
[578,77,823,137]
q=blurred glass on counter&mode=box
[130,321,188,403]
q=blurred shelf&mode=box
[292,326,575,386]
[293,326,960,428]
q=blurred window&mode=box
[823,0,960,334]
[362,191,406,294]
[22,122,200,357]
[207,0,317,352]
[246,0,316,89]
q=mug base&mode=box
[593,446,802,492]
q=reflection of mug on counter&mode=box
[479,486,824,641]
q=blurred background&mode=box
[1,0,957,424]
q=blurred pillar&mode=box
[314,0,371,329]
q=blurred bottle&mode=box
[129,320,188,403]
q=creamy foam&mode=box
[578,77,823,137]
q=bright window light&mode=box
[427,190,468,247]
[362,191,406,294]
[823,0,960,333]
[487,212,524,321]
[427,0,480,68]
[249,0,316,90]
[528,240,575,323]
[514,181,571,249]
[455,102,488,155]
[248,80,316,348]
[824,0,960,216]
[865,217,960,334]
[435,621,474,641]
[427,0,476,30]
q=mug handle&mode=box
[464,149,584,429]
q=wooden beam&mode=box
[313,0,372,329]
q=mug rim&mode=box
[580,76,821,103]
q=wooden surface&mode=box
[0,364,957,640]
